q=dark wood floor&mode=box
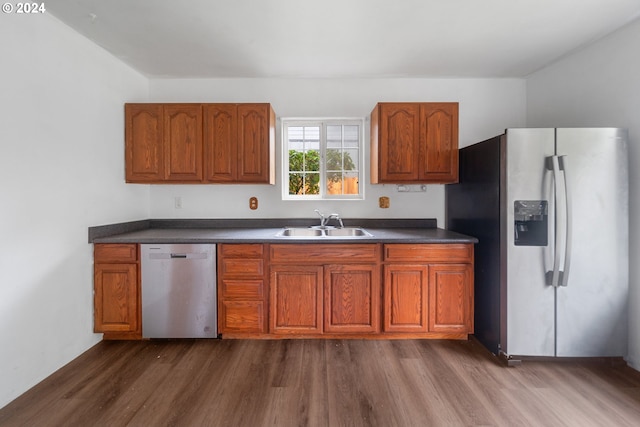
[2,339,640,426]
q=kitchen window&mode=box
[282,118,364,200]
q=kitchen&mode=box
[2,0,640,424]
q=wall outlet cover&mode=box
[379,196,390,208]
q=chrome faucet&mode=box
[327,213,344,228]
[314,209,327,227]
[314,209,344,228]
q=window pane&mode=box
[326,172,359,195]
[343,172,359,195]
[326,125,342,141]
[288,149,320,173]
[304,149,320,172]
[304,126,320,142]
[326,148,342,172]
[326,174,341,195]
[344,148,359,170]
[287,126,320,152]
[289,172,304,195]
[289,172,320,195]
[303,173,320,195]
[344,125,359,144]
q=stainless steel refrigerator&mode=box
[446,128,628,361]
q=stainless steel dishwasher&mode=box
[141,244,217,338]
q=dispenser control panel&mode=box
[514,200,548,246]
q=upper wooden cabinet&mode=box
[203,104,237,182]
[204,103,275,183]
[125,103,275,184]
[164,104,203,182]
[125,104,164,182]
[370,102,459,184]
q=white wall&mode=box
[0,14,149,408]
[526,18,640,368]
[148,78,526,224]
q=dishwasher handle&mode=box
[148,252,209,260]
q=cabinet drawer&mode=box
[383,244,472,263]
[219,244,264,258]
[270,244,380,264]
[94,244,138,263]
[221,279,264,299]
[221,258,264,277]
[220,300,266,333]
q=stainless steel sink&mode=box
[325,228,371,237]
[277,228,324,237]
[275,227,373,238]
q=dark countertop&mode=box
[89,218,478,244]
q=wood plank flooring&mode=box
[2,339,640,426]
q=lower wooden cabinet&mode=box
[383,244,474,337]
[218,244,267,335]
[269,262,381,336]
[218,242,473,339]
[429,263,473,334]
[269,244,381,337]
[93,244,141,339]
[383,264,429,333]
[94,241,473,341]
[270,265,323,334]
[324,264,380,334]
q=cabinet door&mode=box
[203,104,237,182]
[164,104,203,181]
[378,103,420,182]
[125,104,164,182]
[270,265,323,334]
[237,104,274,183]
[429,264,472,334]
[94,263,138,333]
[324,264,380,334]
[383,265,429,333]
[420,103,459,183]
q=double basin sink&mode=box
[275,226,373,238]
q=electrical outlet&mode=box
[379,196,390,208]
[174,196,182,209]
[396,184,427,192]
[249,197,258,210]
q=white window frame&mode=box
[281,118,365,200]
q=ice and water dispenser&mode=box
[514,200,548,246]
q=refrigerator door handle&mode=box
[558,155,572,287]
[546,155,562,287]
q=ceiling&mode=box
[47,0,640,79]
